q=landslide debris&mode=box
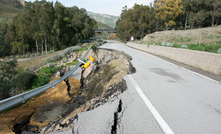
[40,48,136,133]
[0,68,82,134]
[0,48,136,134]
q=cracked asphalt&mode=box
[99,41,221,134]
[52,40,221,134]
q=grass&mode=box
[0,3,23,17]
[16,45,92,72]
[75,46,89,52]
[0,17,13,26]
[0,65,63,114]
[147,41,221,53]
[66,60,79,66]
[97,21,112,29]
[16,51,62,72]
[0,40,105,114]
[30,66,64,90]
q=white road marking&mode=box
[127,46,218,83]
[128,75,175,134]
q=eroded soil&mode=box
[0,48,136,134]
[0,76,82,134]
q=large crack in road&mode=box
[111,99,122,134]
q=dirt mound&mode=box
[143,25,221,45]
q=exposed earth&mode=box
[0,48,135,134]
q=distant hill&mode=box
[97,21,112,29]
[0,1,118,28]
[0,0,25,9]
[0,3,23,17]
[87,11,119,28]
[0,0,24,26]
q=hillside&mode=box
[0,0,25,9]
[143,26,221,46]
[97,21,112,29]
[87,11,118,28]
[0,3,23,17]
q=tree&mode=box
[189,10,206,28]
[38,0,54,53]
[0,57,17,100]
[155,0,184,28]
[182,0,192,29]
[70,7,97,44]
[212,0,221,26]
[32,1,41,53]
[116,4,155,41]
[4,0,97,55]
[0,30,5,57]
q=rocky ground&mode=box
[0,48,135,134]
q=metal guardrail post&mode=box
[0,45,92,112]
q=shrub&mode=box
[36,53,41,57]
[217,48,221,54]
[40,46,81,66]
[26,52,31,58]
[97,39,103,43]
[82,43,88,47]
[48,50,55,54]
[138,41,143,44]
[31,66,63,89]
[161,42,166,46]
[14,71,36,94]
[61,46,81,57]
[62,57,68,63]
[170,43,179,47]
[188,44,203,50]
[211,45,221,53]
[48,63,57,68]
[0,57,17,100]
[205,45,212,52]
[166,43,171,46]
[181,45,188,49]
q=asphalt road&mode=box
[99,41,221,134]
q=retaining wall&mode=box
[127,42,221,75]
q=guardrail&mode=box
[0,45,92,112]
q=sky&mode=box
[28,0,154,16]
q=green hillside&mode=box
[0,3,23,17]
[87,11,118,28]
[0,0,24,9]
[97,21,112,29]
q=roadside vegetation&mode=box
[0,0,97,58]
[116,0,221,41]
[0,40,106,101]
[116,1,221,54]
[0,3,23,17]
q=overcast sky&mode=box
[28,0,154,16]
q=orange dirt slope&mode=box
[0,75,81,134]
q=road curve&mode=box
[100,41,221,134]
